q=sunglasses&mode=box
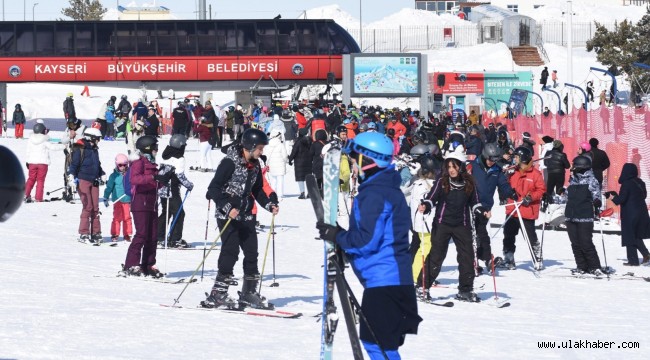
[117,163,128,167]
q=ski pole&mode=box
[171,217,232,307]
[599,208,614,280]
[332,259,389,360]
[491,254,499,300]
[258,214,276,293]
[46,187,64,195]
[163,194,171,276]
[164,190,191,276]
[514,203,541,274]
[419,232,426,296]
[489,200,524,241]
[201,200,211,281]
[271,222,279,287]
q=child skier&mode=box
[12,103,26,139]
[557,156,606,275]
[157,134,194,248]
[103,153,133,242]
[317,132,421,359]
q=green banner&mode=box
[484,71,534,115]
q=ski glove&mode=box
[269,192,279,204]
[521,195,533,206]
[472,204,488,219]
[604,191,618,199]
[593,199,602,216]
[420,199,433,215]
[103,199,110,208]
[316,221,342,242]
[288,159,293,166]
[67,175,77,193]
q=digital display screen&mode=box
[350,53,421,97]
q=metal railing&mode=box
[345,21,618,53]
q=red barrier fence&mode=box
[483,103,650,214]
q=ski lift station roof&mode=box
[468,5,535,25]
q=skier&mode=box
[157,134,194,248]
[11,104,26,139]
[606,163,650,266]
[470,143,516,272]
[557,156,606,275]
[103,154,133,242]
[24,123,64,202]
[544,140,571,198]
[63,93,76,123]
[316,131,422,359]
[202,128,279,309]
[288,128,312,199]
[126,119,145,156]
[117,95,132,124]
[121,135,166,277]
[67,127,106,244]
[309,129,328,196]
[193,116,214,171]
[144,107,160,137]
[588,138,610,188]
[408,154,436,293]
[499,146,546,270]
[419,150,486,302]
[264,130,289,200]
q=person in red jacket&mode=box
[498,146,546,270]
[386,115,406,138]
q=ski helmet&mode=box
[409,144,429,160]
[413,130,429,145]
[336,125,348,135]
[513,146,532,164]
[444,150,467,173]
[84,127,102,141]
[359,123,368,132]
[169,134,187,150]
[33,123,46,135]
[571,155,592,172]
[419,154,438,175]
[241,128,269,151]
[482,142,503,162]
[428,143,441,157]
[344,132,394,168]
[136,135,158,154]
[579,141,591,152]
[121,94,127,100]
[115,153,128,166]
[0,145,25,222]
[367,122,377,130]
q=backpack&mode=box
[123,166,133,199]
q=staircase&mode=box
[510,46,545,67]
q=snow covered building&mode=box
[415,0,643,15]
[468,5,536,47]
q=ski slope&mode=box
[1,134,648,360]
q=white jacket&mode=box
[264,135,288,176]
[409,178,435,234]
[26,133,64,165]
[267,116,286,137]
[539,142,554,170]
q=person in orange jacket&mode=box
[343,119,357,140]
[386,115,406,138]
[498,146,546,270]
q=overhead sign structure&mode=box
[0,56,342,82]
[350,53,421,97]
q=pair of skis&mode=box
[306,143,364,360]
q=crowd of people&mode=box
[12,96,650,360]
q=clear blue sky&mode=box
[1,0,415,22]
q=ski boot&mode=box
[532,244,544,270]
[298,192,306,200]
[145,266,164,279]
[570,268,586,275]
[456,291,481,303]
[601,266,615,275]
[118,265,142,277]
[589,268,604,277]
[200,273,238,309]
[90,233,103,245]
[24,196,33,203]
[173,239,191,248]
[416,286,432,302]
[124,235,131,242]
[111,235,119,242]
[78,234,91,244]
[497,252,516,270]
[238,274,274,310]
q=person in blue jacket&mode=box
[470,142,516,272]
[317,132,422,360]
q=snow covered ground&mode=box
[1,134,649,359]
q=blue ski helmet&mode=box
[344,132,394,168]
